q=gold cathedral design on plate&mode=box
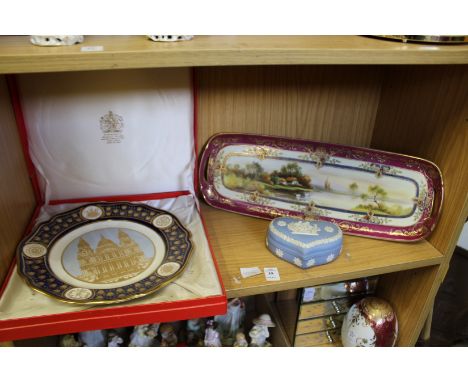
[75,229,152,284]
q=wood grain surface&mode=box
[371,66,468,343]
[378,266,439,346]
[372,65,468,258]
[201,204,443,298]
[275,298,299,344]
[196,65,383,151]
[1,35,467,74]
[0,76,36,284]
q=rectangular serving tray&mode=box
[199,133,443,242]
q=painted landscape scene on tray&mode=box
[221,158,416,218]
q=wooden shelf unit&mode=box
[0,35,468,74]
[202,205,443,298]
[0,36,467,345]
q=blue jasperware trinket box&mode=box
[266,217,343,269]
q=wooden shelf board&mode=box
[201,204,444,298]
[1,35,467,74]
[274,299,299,345]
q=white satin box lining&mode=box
[17,68,195,203]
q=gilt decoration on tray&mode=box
[200,133,443,241]
[17,202,193,304]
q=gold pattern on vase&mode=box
[74,229,151,284]
[361,297,394,321]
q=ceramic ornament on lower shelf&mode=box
[266,217,343,269]
[341,297,398,347]
[78,329,107,347]
[204,319,222,347]
[233,332,248,347]
[107,330,124,347]
[129,324,160,347]
[186,318,204,346]
[160,323,178,347]
[249,314,276,347]
[214,297,246,346]
[59,334,82,347]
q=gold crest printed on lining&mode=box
[100,111,124,144]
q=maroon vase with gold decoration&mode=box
[341,297,398,347]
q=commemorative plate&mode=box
[199,133,443,242]
[17,202,193,304]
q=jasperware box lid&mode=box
[268,217,343,258]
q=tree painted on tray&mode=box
[354,185,389,215]
[361,185,388,210]
[353,185,411,217]
[271,162,312,189]
[245,162,265,180]
[349,182,359,196]
[223,161,312,196]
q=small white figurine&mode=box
[214,298,246,346]
[249,314,276,347]
[30,35,84,46]
[129,324,159,347]
[147,35,193,42]
[186,318,203,347]
[59,334,82,347]
[204,319,222,347]
[233,332,248,347]
[79,329,107,347]
[160,323,178,347]
[107,330,124,347]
